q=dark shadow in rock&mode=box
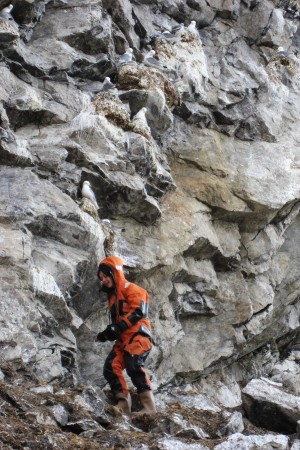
[242,398,296,435]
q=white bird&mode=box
[172,23,185,36]
[143,50,168,69]
[102,218,112,227]
[269,47,293,63]
[132,107,148,124]
[81,180,99,209]
[162,30,174,39]
[102,77,116,92]
[117,48,134,65]
[161,30,180,42]
[149,32,162,40]
[276,47,290,57]
[79,81,103,95]
[102,219,125,233]
[187,20,199,36]
[149,30,180,43]
[0,4,13,20]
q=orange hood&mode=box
[98,256,126,291]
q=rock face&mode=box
[242,378,300,434]
[0,0,300,446]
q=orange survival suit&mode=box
[97,256,153,394]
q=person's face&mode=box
[99,271,114,289]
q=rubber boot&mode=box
[135,390,157,415]
[115,392,132,414]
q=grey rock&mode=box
[0,167,78,222]
[92,170,162,224]
[291,440,300,450]
[31,266,72,323]
[239,1,275,43]
[214,433,289,450]
[30,385,54,394]
[64,19,115,56]
[131,445,149,450]
[270,353,300,396]
[218,411,244,436]
[12,0,46,27]
[0,20,19,51]
[171,413,209,438]
[174,101,213,128]
[70,56,116,81]
[157,388,221,413]
[242,378,300,433]
[196,371,242,408]
[102,0,140,50]
[32,145,68,172]
[0,2,299,449]
[150,411,209,438]
[6,39,87,77]
[0,137,33,166]
[50,403,69,427]
[32,237,89,294]
[64,418,100,433]
[25,410,57,427]
[259,8,294,47]
[156,437,209,450]
[82,385,110,426]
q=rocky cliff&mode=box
[0,0,300,448]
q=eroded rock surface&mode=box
[0,0,300,447]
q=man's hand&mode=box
[95,322,127,343]
[105,324,121,341]
[95,324,121,342]
[95,330,108,342]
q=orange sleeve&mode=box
[118,284,149,329]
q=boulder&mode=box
[214,433,289,450]
[242,378,300,433]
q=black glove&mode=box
[95,330,108,342]
[96,322,127,343]
[105,323,122,341]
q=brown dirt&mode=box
[0,361,284,450]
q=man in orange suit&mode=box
[96,256,156,415]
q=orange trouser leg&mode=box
[103,342,128,394]
[124,334,152,393]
